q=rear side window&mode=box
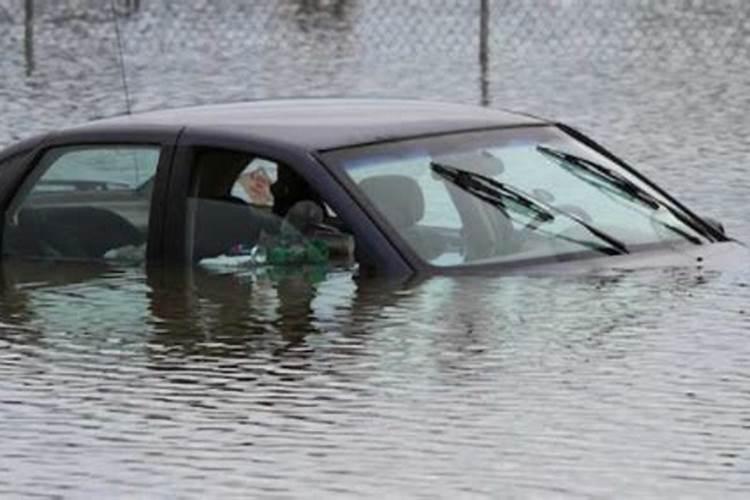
[3,145,160,262]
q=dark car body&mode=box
[0,98,744,277]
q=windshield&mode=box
[323,126,709,268]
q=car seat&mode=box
[357,175,446,260]
[5,206,144,259]
[191,197,280,261]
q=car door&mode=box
[0,129,179,264]
[161,129,412,276]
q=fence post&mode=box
[24,0,34,76]
[479,0,490,106]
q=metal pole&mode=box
[479,0,490,106]
[110,0,132,114]
[24,0,34,76]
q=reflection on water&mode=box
[2,0,750,497]
[1,259,749,497]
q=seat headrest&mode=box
[433,151,505,177]
[358,175,424,229]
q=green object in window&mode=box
[266,239,329,266]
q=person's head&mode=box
[236,167,273,205]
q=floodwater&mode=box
[1,1,749,498]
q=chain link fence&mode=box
[4,1,749,65]
[1,0,750,142]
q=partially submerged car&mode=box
[0,99,743,277]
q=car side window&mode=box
[187,147,354,268]
[2,145,159,262]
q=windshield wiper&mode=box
[537,145,706,244]
[651,220,702,245]
[430,162,629,255]
[537,145,661,210]
[431,162,554,222]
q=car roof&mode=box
[68,98,549,151]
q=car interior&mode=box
[189,149,280,262]
[357,174,451,261]
[188,148,355,266]
[6,204,145,259]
